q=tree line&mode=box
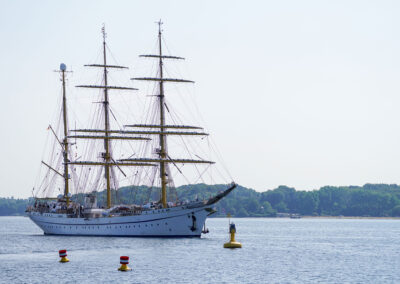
[2,183,400,217]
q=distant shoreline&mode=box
[2,215,400,220]
[301,216,400,220]
[3,183,400,218]
[215,216,400,219]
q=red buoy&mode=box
[59,249,69,262]
[120,256,129,264]
[118,256,131,271]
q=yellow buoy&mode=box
[224,223,242,248]
[118,256,132,271]
[59,249,69,263]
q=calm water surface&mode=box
[0,217,399,283]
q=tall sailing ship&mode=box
[26,23,236,237]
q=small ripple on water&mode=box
[1,217,400,283]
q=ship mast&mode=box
[74,26,153,208]
[61,63,70,206]
[126,21,214,208]
[101,27,112,209]
[157,21,168,208]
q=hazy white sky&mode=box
[1,0,400,198]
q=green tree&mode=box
[391,205,400,217]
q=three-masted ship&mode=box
[26,23,236,237]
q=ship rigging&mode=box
[27,23,236,237]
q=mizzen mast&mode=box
[60,63,70,206]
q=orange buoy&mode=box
[118,256,131,271]
[59,249,69,262]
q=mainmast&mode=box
[60,63,70,206]
[101,27,112,209]
[74,25,150,209]
[157,21,168,208]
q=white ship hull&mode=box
[28,204,213,237]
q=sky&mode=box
[1,0,400,198]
